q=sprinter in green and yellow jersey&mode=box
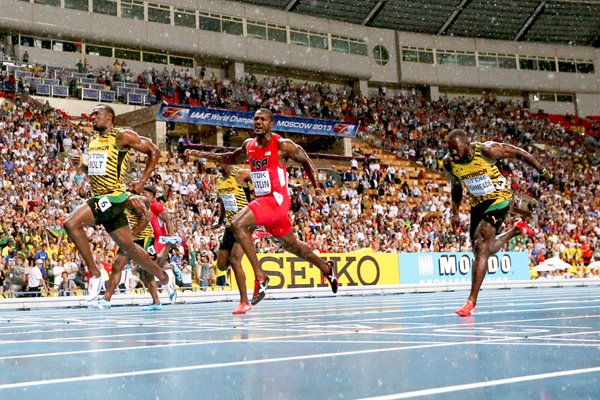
[444,129,547,317]
[63,104,176,304]
[214,162,253,314]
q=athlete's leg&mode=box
[103,253,128,302]
[489,225,521,254]
[155,243,173,268]
[278,232,338,293]
[140,270,160,305]
[216,248,231,272]
[63,203,101,278]
[278,232,330,274]
[108,226,169,285]
[231,207,265,280]
[229,243,249,304]
[467,220,498,306]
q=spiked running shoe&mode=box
[232,302,252,315]
[515,219,535,237]
[455,300,475,317]
[85,276,103,301]
[322,260,338,294]
[250,276,269,306]
[88,298,111,310]
[159,236,183,245]
[142,303,163,311]
[165,273,178,304]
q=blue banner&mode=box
[36,84,51,96]
[81,88,99,101]
[100,90,115,102]
[127,93,143,105]
[156,104,358,137]
[51,85,68,97]
[399,252,529,284]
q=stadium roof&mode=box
[231,0,600,47]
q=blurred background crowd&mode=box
[0,69,598,297]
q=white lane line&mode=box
[0,326,372,361]
[357,366,600,400]
[480,341,600,348]
[0,341,460,390]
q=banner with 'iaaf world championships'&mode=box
[156,104,359,138]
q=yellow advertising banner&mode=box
[232,248,400,290]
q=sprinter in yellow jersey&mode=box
[444,129,547,317]
[63,104,176,304]
[97,193,177,310]
[213,163,253,314]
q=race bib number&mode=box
[147,245,156,256]
[98,196,112,212]
[464,175,495,196]
[251,171,271,196]
[88,152,108,176]
[220,194,238,212]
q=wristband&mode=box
[540,169,548,177]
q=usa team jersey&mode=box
[246,133,289,206]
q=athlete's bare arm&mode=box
[117,131,160,193]
[70,147,88,174]
[481,141,546,173]
[443,156,463,228]
[235,168,252,187]
[158,208,176,236]
[127,195,151,238]
[280,139,320,190]
[214,197,226,228]
[185,140,249,165]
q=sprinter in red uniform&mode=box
[185,108,338,305]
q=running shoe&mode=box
[88,298,111,310]
[232,302,252,315]
[159,236,182,245]
[322,260,338,294]
[165,275,178,304]
[515,219,535,237]
[85,276,103,301]
[142,303,163,311]
[173,265,183,282]
[250,276,269,305]
[455,300,475,317]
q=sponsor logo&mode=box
[235,252,398,289]
[161,107,189,120]
[89,145,109,151]
[401,252,526,285]
[332,123,353,136]
[438,254,511,276]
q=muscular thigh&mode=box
[247,196,291,238]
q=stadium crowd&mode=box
[0,69,599,297]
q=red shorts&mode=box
[153,240,165,256]
[248,195,292,238]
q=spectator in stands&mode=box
[58,270,77,296]
[0,75,597,306]
[26,258,47,297]
[22,51,29,64]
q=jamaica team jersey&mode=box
[449,142,512,208]
[125,208,153,241]
[87,128,130,197]
[216,166,250,225]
